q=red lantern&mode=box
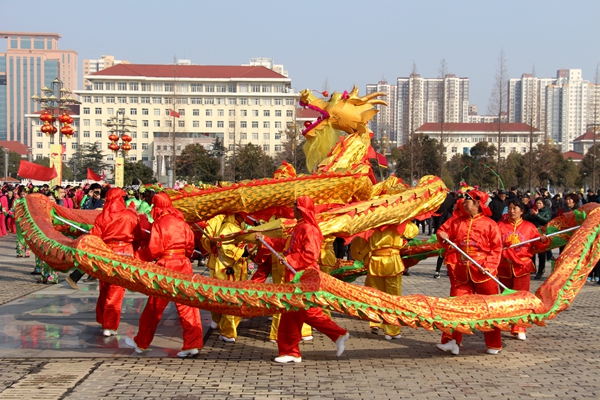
[108,134,119,142]
[60,125,74,138]
[41,124,54,136]
[121,143,132,153]
[51,126,58,134]
[58,112,71,124]
[39,111,53,123]
[121,134,132,143]
[108,143,120,152]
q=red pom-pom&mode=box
[322,91,329,98]
[304,121,311,128]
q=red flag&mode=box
[169,109,180,118]
[87,167,102,181]
[17,160,58,181]
[376,152,388,168]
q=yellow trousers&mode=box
[365,274,402,336]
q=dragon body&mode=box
[15,86,600,337]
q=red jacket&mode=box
[498,218,547,278]
[437,213,502,283]
[90,207,140,255]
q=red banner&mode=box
[169,109,180,118]
[87,167,102,181]
[17,160,58,181]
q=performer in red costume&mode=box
[126,193,203,358]
[257,196,349,364]
[435,189,503,355]
[498,198,548,341]
[90,188,141,337]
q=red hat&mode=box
[465,189,491,216]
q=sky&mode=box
[2,0,600,112]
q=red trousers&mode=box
[96,281,125,330]
[0,214,6,235]
[250,262,271,283]
[278,307,347,357]
[134,296,203,350]
[7,216,15,233]
[441,278,502,350]
[499,275,531,334]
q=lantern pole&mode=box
[31,78,80,187]
[105,108,135,187]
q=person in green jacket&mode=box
[525,197,553,279]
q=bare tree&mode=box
[438,59,448,178]
[488,49,508,187]
[591,62,600,192]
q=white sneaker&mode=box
[516,332,526,341]
[124,337,146,354]
[486,348,501,355]
[270,339,277,343]
[301,335,313,341]
[335,332,350,357]
[274,355,302,364]
[102,329,118,337]
[219,335,235,343]
[210,321,218,330]
[436,339,460,355]
[177,348,199,358]
[384,334,402,340]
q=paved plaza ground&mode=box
[0,233,599,399]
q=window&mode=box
[251,98,260,105]
[129,97,138,103]
[193,121,200,128]
[131,132,137,139]
[83,119,90,126]
[275,121,282,129]
[263,122,270,128]
[153,83,163,91]
[205,84,215,92]
[274,99,283,105]
[216,98,225,105]
[228,84,236,93]
[130,108,137,115]
[95,131,102,138]
[286,99,295,105]
[263,144,270,152]
[107,108,114,115]
[94,96,102,103]
[239,84,249,93]
[37,131,42,137]
[286,110,293,117]
[240,121,247,128]
[275,132,281,140]
[251,84,260,93]
[72,143,77,150]
[178,109,185,116]
[262,84,271,93]
[83,107,90,114]
[118,82,127,90]
[263,99,271,106]
[241,110,248,116]
[204,98,214,105]
[165,120,173,128]
[154,108,161,116]
[263,133,270,140]
[216,84,226,93]
[152,97,162,104]
[141,97,150,104]
[274,145,282,151]
[229,121,235,128]
[275,110,282,117]
[141,143,149,150]
[240,133,247,140]
[83,95,92,103]
[229,133,235,140]
[105,82,115,90]
[142,108,149,115]
[83,131,91,138]
[142,120,149,127]
[129,82,139,91]
[274,85,284,93]
[178,121,185,128]
[93,82,104,90]
[36,142,43,149]
[228,98,237,105]
[204,110,211,117]
[95,119,102,126]
[252,110,259,117]
[154,120,161,127]
[191,109,199,116]
[141,82,151,91]
[229,144,234,151]
[142,132,149,138]
[252,121,259,128]
[95,108,102,114]
[164,83,173,92]
[264,110,270,117]
[252,133,259,140]
[217,121,224,128]
[117,96,127,103]
[206,121,213,128]
[239,98,248,105]
[191,83,203,92]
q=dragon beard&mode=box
[303,125,342,172]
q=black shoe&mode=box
[403,270,411,276]
[83,276,97,282]
[433,272,440,279]
[534,275,542,280]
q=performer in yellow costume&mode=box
[364,222,418,339]
[213,214,249,342]
[200,214,225,329]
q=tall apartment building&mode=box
[60,62,297,179]
[0,31,77,145]
[508,73,555,141]
[396,74,469,145]
[82,55,130,89]
[366,80,397,144]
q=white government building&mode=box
[28,59,299,180]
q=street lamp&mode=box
[104,108,135,187]
[31,78,81,187]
